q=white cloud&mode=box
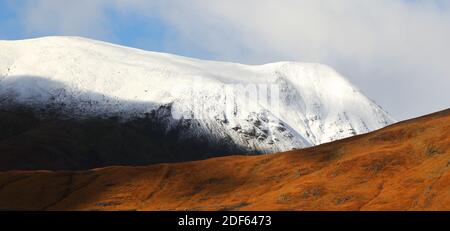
[19,0,113,40]
[11,0,450,119]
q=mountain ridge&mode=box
[0,36,394,155]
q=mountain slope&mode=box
[0,36,394,155]
[0,106,244,171]
[0,109,448,211]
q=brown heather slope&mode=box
[0,109,449,211]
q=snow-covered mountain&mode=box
[0,36,395,154]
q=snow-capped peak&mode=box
[0,36,395,153]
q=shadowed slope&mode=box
[0,109,448,211]
[0,105,245,171]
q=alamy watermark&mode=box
[170,76,282,120]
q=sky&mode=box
[1,0,449,120]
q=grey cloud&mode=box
[19,0,113,40]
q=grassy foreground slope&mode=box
[0,109,449,211]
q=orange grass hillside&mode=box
[0,109,449,211]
